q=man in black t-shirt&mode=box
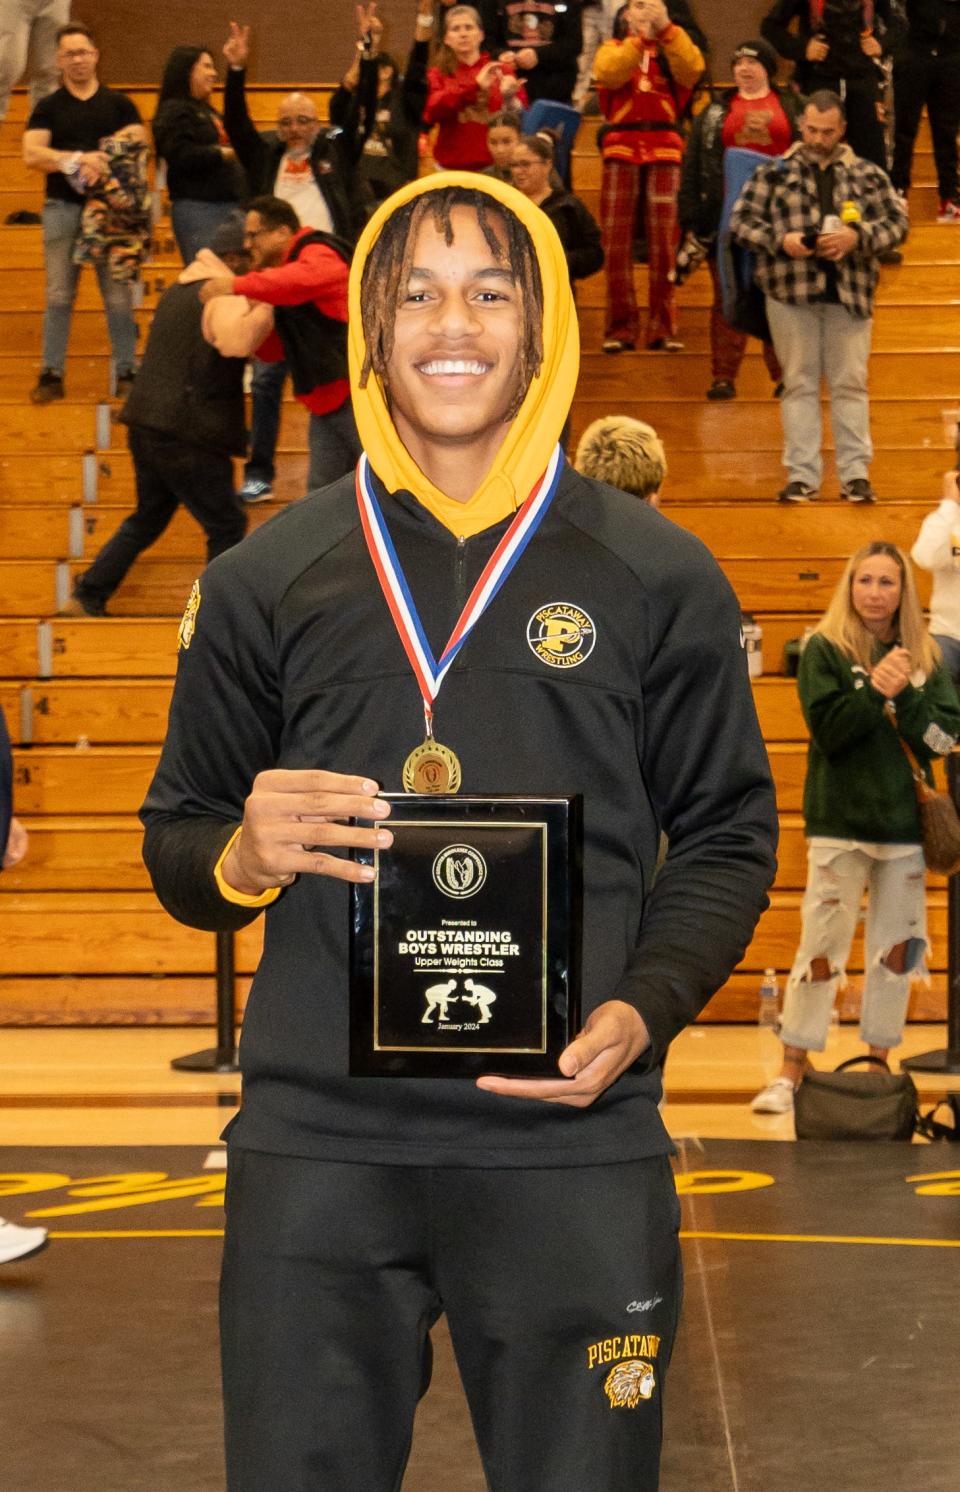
[22,21,143,403]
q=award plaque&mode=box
[350,796,582,1078]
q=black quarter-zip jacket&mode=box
[142,463,778,1167]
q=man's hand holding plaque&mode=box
[477,1000,651,1108]
[221,770,393,893]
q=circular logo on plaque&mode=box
[432,844,487,899]
[527,602,596,669]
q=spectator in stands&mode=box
[200,196,356,492]
[22,21,143,404]
[221,22,361,506]
[752,541,960,1114]
[222,24,356,238]
[483,106,524,179]
[575,413,666,504]
[487,111,563,187]
[574,1,618,112]
[423,4,526,171]
[729,91,907,503]
[679,38,800,401]
[1,708,27,877]
[0,705,46,1267]
[509,131,604,283]
[575,0,708,112]
[65,217,251,618]
[891,0,960,223]
[486,0,583,106]
[330,0,433,211]
[0,0,67,128]
[910,465,960,682]
[761,0,903,172]
[153,45,245,265]
[594,0,705,353]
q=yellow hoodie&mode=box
[347,172,580,539]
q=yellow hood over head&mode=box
[347,171,579,537]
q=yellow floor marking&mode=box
[681,1230,960,1248]
[49,1228,225,1239]
[43,1228,960,1247]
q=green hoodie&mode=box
[800,633,960,844]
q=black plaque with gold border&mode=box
[350,796,582,1077]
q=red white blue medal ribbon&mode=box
[355,444,564,725]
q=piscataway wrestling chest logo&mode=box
[586,1333,660,1408]
[527,602,596,669]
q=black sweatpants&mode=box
[893,50,960,202]
[220,1148,682,1492]
[837,73,889,171]
[76,425,247,609]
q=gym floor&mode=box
[2,1026,959,1491]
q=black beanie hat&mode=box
[731,38,778,83]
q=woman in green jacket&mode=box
[753,541,960,1113]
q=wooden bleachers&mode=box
[0,83,957,1026]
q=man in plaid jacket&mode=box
[730,89,907,503]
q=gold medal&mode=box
[638,77,653,92]
[402,739,462,795]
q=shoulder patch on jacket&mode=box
[178,579,201,651]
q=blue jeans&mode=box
[765,296,874,490]
[245,358,287,484]
[307,399,361,490]
[171,199,239,265]
[41,198,137,375]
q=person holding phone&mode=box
[594,0,705,353]
[730,90,906,503]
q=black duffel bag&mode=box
[794,1057,918,1141]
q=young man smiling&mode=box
[143,174,777,1490]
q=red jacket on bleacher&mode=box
[595,26,704,169]
[233,227,350,416]
[423,56,528,171]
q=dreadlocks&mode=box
[359,186,544,421]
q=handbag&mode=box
[894,731,960,876]
[794,1056,918,1141]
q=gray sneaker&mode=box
[31,369,64,404]
[778,481,818,503]
[238,477,273,503]
[840,477,876,503]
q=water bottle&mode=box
[757,968,779,1027]
[741,613,763,679]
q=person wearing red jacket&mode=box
[201,194,358,491]
[424,3,526,170]
[595,0,704,352]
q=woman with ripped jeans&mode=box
[753,542,960,1114]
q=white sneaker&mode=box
[0,1217,48,1264]
[751,1077,796,1114]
